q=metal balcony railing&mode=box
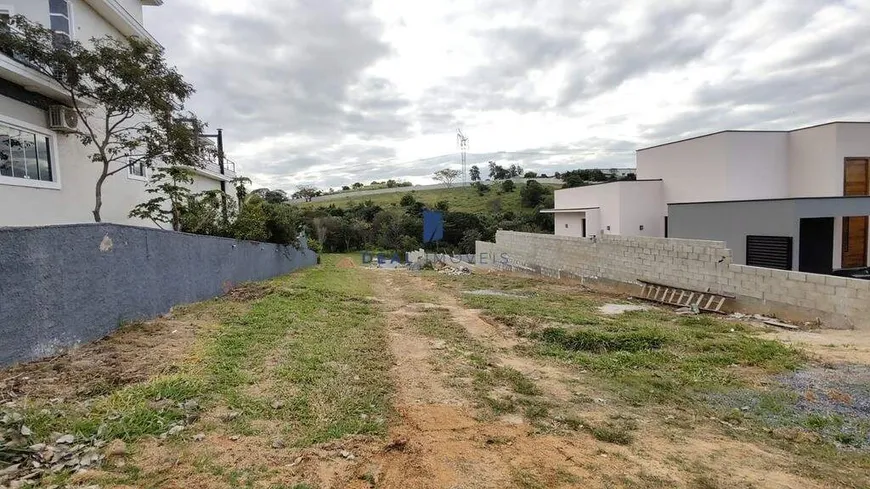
[201,158,235,177]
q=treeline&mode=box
[157,178,554,256]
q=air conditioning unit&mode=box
[48,105,79,132]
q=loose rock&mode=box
[56,434,74,444]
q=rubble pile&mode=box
[1,409,107,489]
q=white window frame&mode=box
[0,114,62,190]
[48,0,74,41]
[0,5,14,17]
[127,158,147,181]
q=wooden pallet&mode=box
[638,280,732,314]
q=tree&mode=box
[520,180,548,208]
[129,166,195,230]
[293,185,320,202]
[524,171,538,178]
[353,182,364,189]
[469,165,481,182]
[508,164,524,178]
[342,185,351,191]
[264,189,288,204]
[501,180,516,192]
[435,200,450,212]
[621,172,637,181]
[434,168,461,188]
[386,179,398,188]
[231,176,252,213]
[563,173,586,188]
[0,16,204,222]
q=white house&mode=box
[0,0,232,228]
[546,122,870,272]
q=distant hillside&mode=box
[297,182,561,214]
[293,178,563,205]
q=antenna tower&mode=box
[457,129,469,185]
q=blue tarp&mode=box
[423,210,444,243]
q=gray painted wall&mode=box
[669,197,870,270]
[0,224,317,366]
[668,200,798,267]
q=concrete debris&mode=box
[229,435,240,441]
[464,290,529,298]
[162,425,184,438]
[0,412,109,487]
[435,262,472,276]
[181,399,199,411]
[598,303,651,315]
[675,305,700,315]
[271,400,285,410]
[193,433,206,442]
[55,435,74,445]
[339,450,355,460]
[271,439,286,449]
[729,312,800,330]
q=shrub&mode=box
[502,180,516,192]
[400,193,416,206]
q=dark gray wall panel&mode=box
[0,224,317,366]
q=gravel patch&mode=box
[711,364,870,450]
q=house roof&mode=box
[637,121,870,152]
[539,207,599,214]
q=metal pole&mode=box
[217,128,228,222]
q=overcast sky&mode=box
[145,0,869,191]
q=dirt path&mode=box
[2,263,866,489]
[367,272,609,489]
[357,270,832,489]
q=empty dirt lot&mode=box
[2,256,869,488]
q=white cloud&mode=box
[144,0,869,191]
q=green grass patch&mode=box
[536,327,667,353]
[448,277,804,407]
[299,184,560,215]
[7,255,393,456]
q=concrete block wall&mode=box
[0,223,318,366]
[477,231,870,330]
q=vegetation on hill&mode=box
[299,182,559,215]
[300,181,557,255]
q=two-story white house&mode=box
[0,0,233,227]
[545,122,870,274]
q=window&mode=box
[0,120,55,184]
[49,0,72,45]
[128,160,146,179]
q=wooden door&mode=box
[842,158,870,268]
